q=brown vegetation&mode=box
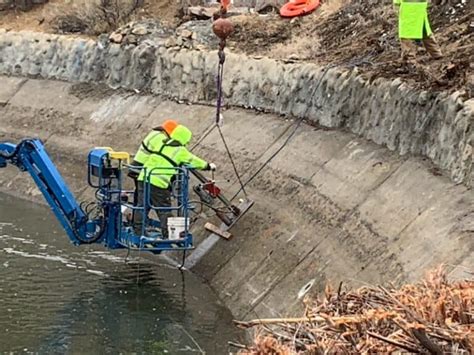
[0,0,472,95]
[237,267,473,354]
[52,0,144,35]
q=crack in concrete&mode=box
[241,238,325,319]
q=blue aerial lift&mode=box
[0,19,254,257]
[0,138,251,255]
[0,139,194,253]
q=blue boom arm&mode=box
[0,139,103,245]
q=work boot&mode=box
[423,35,443,60]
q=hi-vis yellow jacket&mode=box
[138,125,208,189]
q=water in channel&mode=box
[0,193,241,353]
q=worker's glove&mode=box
[206,163,217,171]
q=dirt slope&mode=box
[1,0,472,96]
[229,0,473,97]
[0,0,181,32]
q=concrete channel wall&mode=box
[0,30,472,186]
[0,30,473,319]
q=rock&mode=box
[131,26,148,36]
[449,90,463,103]
[120,26,131,35]
[187,6,215,20]
[165,37,177,48]
[126,34,138,45]
[109,32,123,44]
[97,33,109,49]
[418,91,429,105]
[181,29,193,38]
[177,20,220,48]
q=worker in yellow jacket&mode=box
[128,119,178,181]
[394,0,442,60]
[133,124,216,239]
[127,119,178,214]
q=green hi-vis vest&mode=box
[394,0,432,39]
[138,142,208,189]
[133,130,168,165]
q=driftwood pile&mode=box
[235,268,473,354]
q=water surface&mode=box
[0,193,240,353]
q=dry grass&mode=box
[51,0,144,35]
[268,35,320,60]
[0,0,180,34]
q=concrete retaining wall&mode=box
[0,30,472,187]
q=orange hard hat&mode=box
[162,119,178,135]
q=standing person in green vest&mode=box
[394,0,443,60]
[128,119,178,182]
[127,119,178,207]
[133,124,216,239]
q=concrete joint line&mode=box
[347,155,410,213]
[209,245,243,280]
[241,241,323,319]
[227,120,296,187]
[4,78,27,105]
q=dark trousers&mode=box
[133,181,172,239]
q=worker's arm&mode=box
[175,147,210,170]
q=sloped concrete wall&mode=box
[0,76,472,320]
[0,30,472,187]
